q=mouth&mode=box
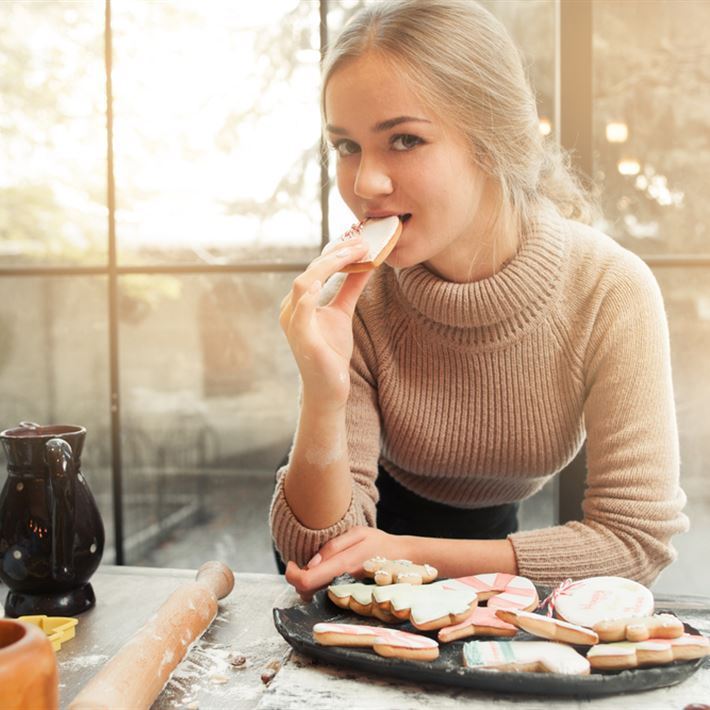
[399,213,412,224]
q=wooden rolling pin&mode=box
[69,561,235,710]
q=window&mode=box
[1,1,706,594]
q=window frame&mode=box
[1,0,707,562]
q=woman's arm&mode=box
[285,526,518,599]
[282,399,352,530]
[509,251,688,587]
[272,237,378,544]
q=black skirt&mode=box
[272,462,518,573]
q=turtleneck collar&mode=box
[393,208,567,331]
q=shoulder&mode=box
[561,219,663,309]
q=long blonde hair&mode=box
[322,0,595,229]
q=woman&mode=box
[270,0,687,598]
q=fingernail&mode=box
[308,280,321,294]
[307,553,322,568]
[335,248,351,258]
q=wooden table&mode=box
[3,566,710,709]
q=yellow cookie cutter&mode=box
[18,615,78,652]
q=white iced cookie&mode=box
[587,633,710,670]
[313,622,439,661]
[593,613,684,642]
[495,609,599,646]
[551,576,654,628]
[328,581,477,630]
[327,582,399,623]
[338,215,402,273]
[372,583,477,630]
[462,640,591,675]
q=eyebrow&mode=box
[326,115,431,135]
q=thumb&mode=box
[330,269,375,317]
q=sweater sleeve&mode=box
[269,308,383,567]
[509,253,688,587]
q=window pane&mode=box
[0,2,108,267]
[654,267,710,596]
[117,272,298,569]
[0,276,113,552]
[111,2,322,266]
[593,0,710,254]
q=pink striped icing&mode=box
[313,623,438,649]
[439,606,517,638]
[440,573,538,610]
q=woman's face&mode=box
[324,52,500,282]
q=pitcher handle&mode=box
[46,438,77,583]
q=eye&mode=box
[331,139,360,157]
[391,134,424,151]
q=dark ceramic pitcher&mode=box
[0,422,105,617]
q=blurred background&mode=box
[0,0,708,595]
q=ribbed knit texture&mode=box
[270,209,688,587]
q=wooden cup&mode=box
[0,618,59,710]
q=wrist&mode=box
[301,390,348,417]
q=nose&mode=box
[353,155,393,199]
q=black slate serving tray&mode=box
[273,584,705,698]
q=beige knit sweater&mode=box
[270,209,689,587]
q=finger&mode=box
[285,561,315,601]
[328,270,375,317]
[316,526,369,562]
[294,548,365,593]
[321,230,362,256]
[278,292,293,331]
[292,240,368,302]
[289,278,322,336]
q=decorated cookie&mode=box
[328,581,476,630]
[495,609,599,646]
[326,582,400,623]
[372,583,477,630]
[549,576,654,628]
[439,606,518,643]
[313,622,439,661]
[363,557,438,586]
[437,573,539,643]
[587,633,709,671]
[462,640,590,675]
[593,613,684,642]
[438,573,539,610]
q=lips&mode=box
[364,212,412,223]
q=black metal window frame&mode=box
[1,0,707,563]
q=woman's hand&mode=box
[285,526,409,601]
[279,238,372,408]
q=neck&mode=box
[425,186,521,284]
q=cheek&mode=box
[336,163,356,203]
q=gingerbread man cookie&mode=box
[593,613,684,642]
[437,573,539,643]
[495,609,599,646]
[462,640,591,675]
[313,622,439,661]
[362,557,438,586]
[587,632,710,671]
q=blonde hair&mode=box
[322,0,595,229]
